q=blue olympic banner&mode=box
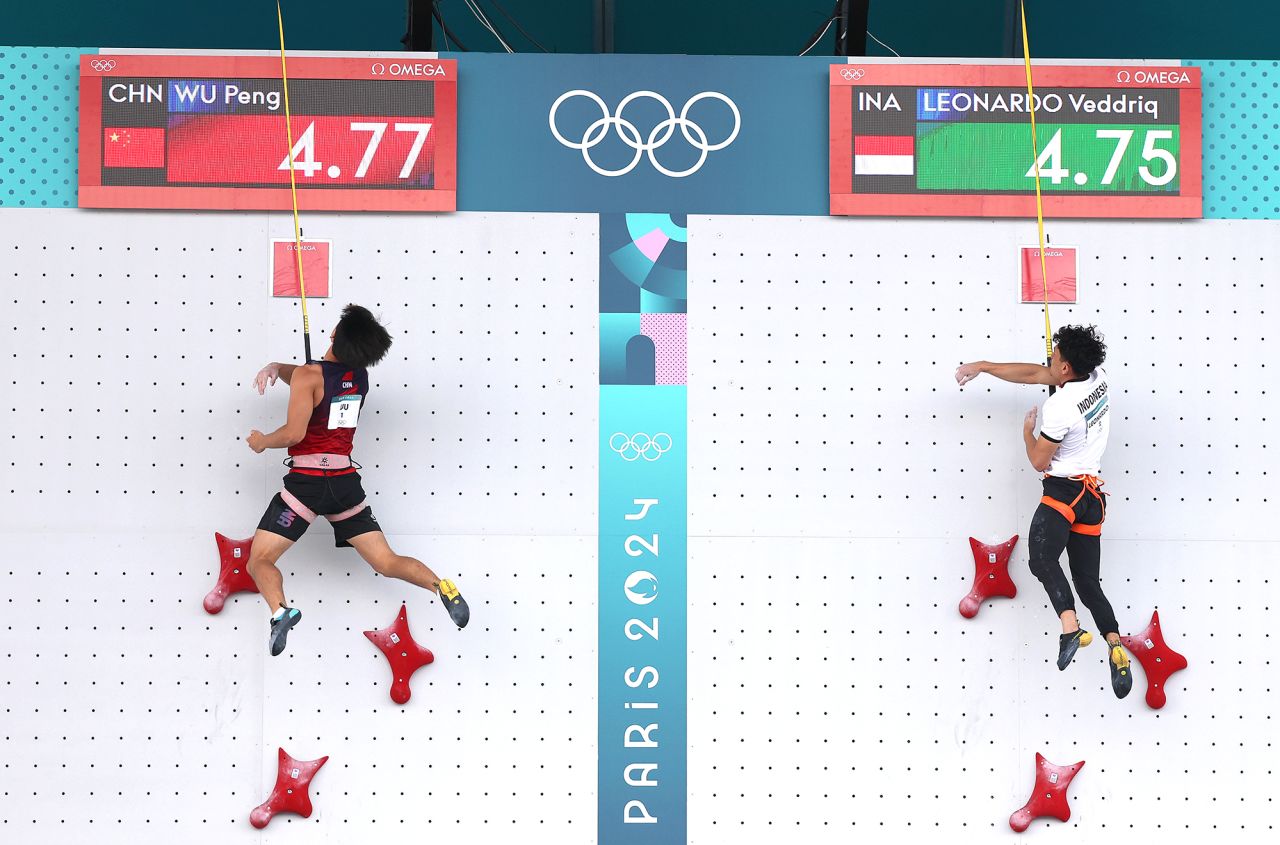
[599,213,689,843]
[452,53,836,215]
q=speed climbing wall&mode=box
[685,214,1275,840]
[0,208,601,841]
[1,45,1278,844]
[4,212,1272,845]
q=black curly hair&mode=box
[332,304,392,368]
[1053,324,1106,376]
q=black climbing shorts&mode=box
[257,472,381,548]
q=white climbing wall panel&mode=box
[686,214,1276,842]
[0,208,600,842]
[2,204,1275,842]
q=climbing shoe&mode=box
[268,606,302,656]
[437,579,470,629]
[1109,643,1133,699]
[1057,628,1093,670]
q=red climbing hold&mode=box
[1009,753,1085,832]
[959,535,1019,618]
[1121,609,1189,710]
[204,533,258,614]
[249,747,329,829]
[364,602,435,704]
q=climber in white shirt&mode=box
[956,325,1131,699]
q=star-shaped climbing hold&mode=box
[959,535,1019,618]
[1009,752,1085,832]
[1121,609,1189,710]
[204,533,259,614]
[364,603,435,704]
[249,747,329,829]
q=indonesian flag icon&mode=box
[103,127,166,168]
[854,135,914,175]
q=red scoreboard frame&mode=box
[829,64,1202,218]
[79,54,457,212]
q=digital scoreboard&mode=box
[829,64,1201,218]
[79,54,456,211]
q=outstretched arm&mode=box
[956,361,1058,386]
[254,362,303,394]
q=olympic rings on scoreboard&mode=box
[89,59,118,72]
[549,89,741,178]
[609,432,674,462]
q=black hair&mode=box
[1053,324,1106,376]
[332,304,392,368]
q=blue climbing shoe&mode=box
[268,607,302,656]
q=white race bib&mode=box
[328,394,362,430]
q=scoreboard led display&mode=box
[829,64,1201,218]
[79,54,456,211]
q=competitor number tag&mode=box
[329,395,362,430]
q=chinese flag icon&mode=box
[103,127,165,168]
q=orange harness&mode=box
[1041,474,1106,536]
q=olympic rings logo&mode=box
[89,59,117,72]
[609,432,673,462]
[840,67,865,81]
[549,90,741,178]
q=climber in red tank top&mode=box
[285,360,368,477]
[243,304,470,656]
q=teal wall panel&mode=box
[0,47,95,208]
[1191,60,1280,219]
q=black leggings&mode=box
[1027,476,1119,636]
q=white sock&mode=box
[272,607,286,621]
